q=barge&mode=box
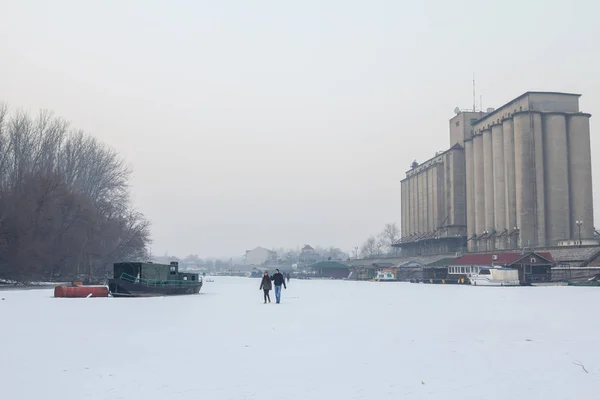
[108,261,202,297]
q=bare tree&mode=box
[360,236,378,258]
[0,105,151,282]
[378,222,400,256]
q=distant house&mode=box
[449,252,554,284]
[299,244,320,265]
[310,261,350,279]
[245,247,278,266]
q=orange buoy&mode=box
[54,285,109,298]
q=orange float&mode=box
[54,285,109,298]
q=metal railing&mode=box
[119,273,202,287]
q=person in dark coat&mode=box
[271,268,287,304]
[259,271,272,303]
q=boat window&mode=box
[191,275,196,281]
[169,266,176,275]
[480,269,490,275]
[183,276,188,281]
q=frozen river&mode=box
[1,277,599,399]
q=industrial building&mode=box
[398,91,594,255]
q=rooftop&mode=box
[403,143,463,177]
[451,252,554,266]
[473,91,582,125]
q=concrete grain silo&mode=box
[543,113,571,245]
[464,138,475,249]
[513,112,536,247]
[502,118,517,248]
[491,124,506,248]
[404,182,410,236]
[431,164,439,229]
[427,167,434,231]
[532,112,546,247]
[567,113,594,240]
[411,175,417,234]
[472,134,485,237]
[398,92,595,256]
[482,129,495,234]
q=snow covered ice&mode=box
[1,278,600,400]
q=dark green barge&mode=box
[108,261,202,297]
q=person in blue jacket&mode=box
[271,269,287,303]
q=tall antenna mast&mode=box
[472,73,476,112]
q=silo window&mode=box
[456,121,460,126]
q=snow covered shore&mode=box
[0,277,598,399]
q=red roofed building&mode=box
[449,251,554,284]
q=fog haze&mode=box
[1,0,599,257]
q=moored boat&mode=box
[470,266,520,286]
[108,261,202,297]
[374,270,396,282]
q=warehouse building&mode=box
[397,91,594,255]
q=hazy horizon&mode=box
[2,0,599,258]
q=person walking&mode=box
[271,269,287,304]
[259,271,272,303]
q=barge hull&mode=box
[108,278,202,297]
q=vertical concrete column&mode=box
[423,170,429,232]
[567,113,594,239]
[533,112,545,247]
[406,180,411,236]
[503,118,517,248]
[437,163,445,229]
[453,148,467,229]
[408,176,413,234]
[513,112,536,248]
[543,113,571,245]
[492,124,506,249]
[448,152,456,227]
[482,128,495,246]
[401,181,405,237]
[432,163,439,230]
[464,139,475,250]
[472,134,485,237]
[416,173,421,233]
[428,167,434,231]
[418,172,425,233]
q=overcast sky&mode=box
[1,0,599,258]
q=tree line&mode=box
[0,104,151,282]
[359,222,401,259]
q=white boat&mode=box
[470,267,520,286]
[374,270,396,282]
